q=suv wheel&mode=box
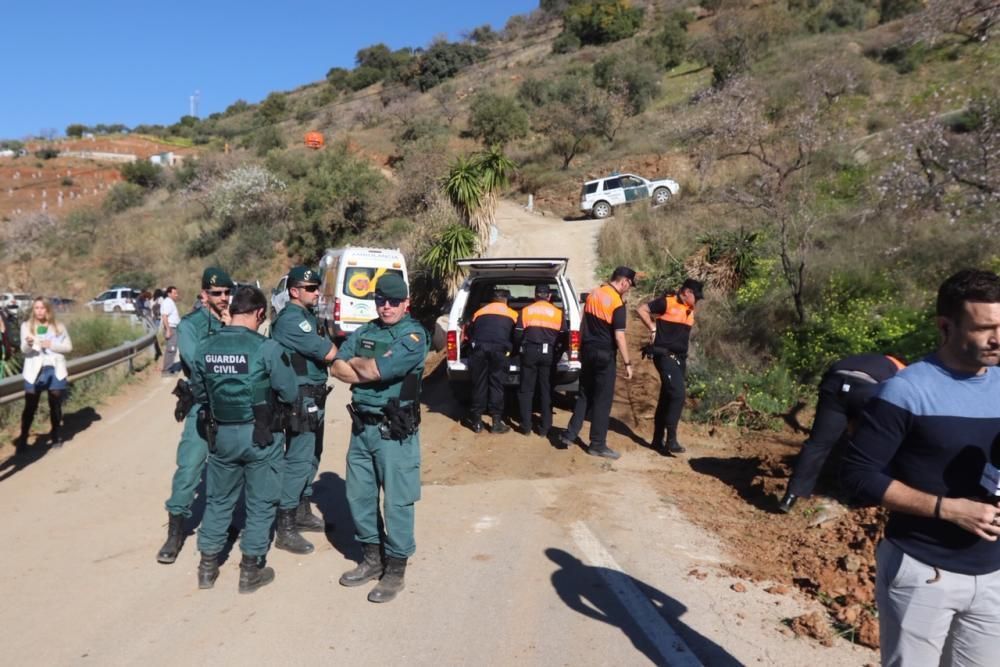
[592,201,612,219]
[113,305,122,313]
[652,187,672,206]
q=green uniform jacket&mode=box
[336,314,427,413]
[178,306,224,402]
[189,326,300,414]
[271,303,333,385]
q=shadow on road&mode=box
[0,406,103,483]
[546,548,740,666]
[312,471,360,561]
[420,363,466,421]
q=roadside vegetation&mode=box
[2,0,997,430]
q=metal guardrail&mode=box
[0,322,158,406]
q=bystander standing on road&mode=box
[842,269,1000,666]
[561,267,636,460]
[636,278,703,457]
[16,297,72,451]
[332,273,427,603]
[160,286,181,376]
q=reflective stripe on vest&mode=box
[521,301,562,331]
[657,295,694,328]
[584,284,623,324]
[885,355,906,371]
[473,302,518,322]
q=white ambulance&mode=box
[315,246,408,340]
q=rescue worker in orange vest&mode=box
[778,352,906,513]
[560,267,636,460]
[636,278,703,456]
[463,288,518,434]
[514,284,566,437]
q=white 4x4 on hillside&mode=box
[580,172,680,219]
[87,287,139,313]
[444,258,582,399]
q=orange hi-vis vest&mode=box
[473,302,518,323]
[658,294,694,328]
[886,355,906,371]
[521,300,563,331]
[585,284,624,325]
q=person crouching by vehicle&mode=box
[777,353,905,514]
[636,278,703,457]
[514,284,565,437]
[331,273,427,603]
[16,297,72,451]
[192,285,299,593]
[463,288,517,435]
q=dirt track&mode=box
[0,200,879,665]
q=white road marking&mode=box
[570,521,704,667]
[473,516,499,532]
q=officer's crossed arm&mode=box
[331,331,363,384]
[331,356,380,382]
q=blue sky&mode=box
[0,0,539,139]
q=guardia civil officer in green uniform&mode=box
[156,266,234,564]
[269,265,338,555]
[193,285,299,593]
[332,273,427,603]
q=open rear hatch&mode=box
[456,257,568,279]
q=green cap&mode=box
[288,265,320,285]
[202,266,235,289]
[375,273,408,299]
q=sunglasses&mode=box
[207,289,230,297]
[374,295,404,308]
[296,284,320,293]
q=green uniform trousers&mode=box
[279,404,324,509]
[196,424,283,557]
[165,404,208,518]
[346,423,421,559]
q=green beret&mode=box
[288,265,320,285]
[375,273,408,299]
[202,266,235,289]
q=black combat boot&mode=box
[339,542,384,587]
[368,556,407,603]
[156,513,186,564]
[198,552,219,589]
[295,498,326,532]
[490,417,510,434]
[238,554,275,594]
[665,440,686,455]
[274,508,314,554]
[778,493,798,514]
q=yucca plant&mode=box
[474,145,517,248]
[420,224,478,295]
[443,148,517,254]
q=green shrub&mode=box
[469,24,499,44]
[409,41,488,91]
[806,0,867,33]
[67,315,145,358]
[593,54,661,114]
[348,65,384,91]
[879,0,922,23]
[249,125,285,157]
[103,182,146,213]
[552,31,582,54]
[646,10,691,70]
[120,160,163,188]
[326,67,351,90]
[34,147,59,160]
[65,124,86,138]
[563,0,644,46]
[687,359,802,430]
[468,93,530,147]
[258,92,288,123]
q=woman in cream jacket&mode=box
[17,297,72,449]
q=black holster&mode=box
[346,403,364,436]
[381,398,420,440]
[252,404,274,447]
[289,390,321,434]
[197,407,218,453]
[171,379,195,422]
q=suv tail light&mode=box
[446,331,458,362]
[569,330,580,361]
[333,297,341,322]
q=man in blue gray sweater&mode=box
[842,269,1000,666]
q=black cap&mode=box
[288,266,320,285]
[201,267,235,289]
[534,284,551,297]
[681,278,704,301]
[493,288,511,300]
[611,266,637,286]
[374,273,408,299]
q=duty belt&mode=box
[300,384,329,399]
[353,407,386,425]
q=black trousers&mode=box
[469,345,509,419]
[565,346,616,448]
[652,353,686,446]
[518,344,555,434]
[787,373,877,497]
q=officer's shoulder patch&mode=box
[298,320,312,333]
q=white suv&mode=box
[0,292,32,314]
[580,172,680,219]
[87,286,139,313]
[443,258,582,399]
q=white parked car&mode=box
[443,258,582,400]
[87,286,139,313]
[580,172,680,219]
[270,274,289,319]
[0,291,32,314]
